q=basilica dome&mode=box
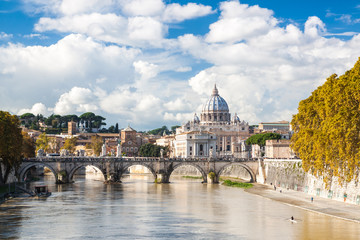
[202,85,229,113]
[200,84,231,123]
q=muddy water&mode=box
[1,175,359,239]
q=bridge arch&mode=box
[121,162,157,180]
[68,163,106,182]
[217,163,256,183]
[19,163,57,181]
[168,162,207,183]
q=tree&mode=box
[22,132,35,158]
[62,137,78,154]
[245,132,281,147]
[115,123,119,133]
[139,143,167,157]
[0,111,23,184]
[108,125,115,133]
[36,133,50,152]
[291,58,360,184]
[90,135,103,156]
[171,125,180,133]
[147,126,170,135]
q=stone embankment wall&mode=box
[264,159,360,205]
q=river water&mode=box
[1,174,359,240]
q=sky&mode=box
[1,0,360,130]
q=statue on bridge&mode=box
[116,144,122,157]
[101,144,107,157]
[37,149,45,157]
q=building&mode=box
[265,139,296,158]
[258,121,290,132]
[175,84,250,156]
[68,121,77,135]
[120,126,143,156]
[173,131,216,158]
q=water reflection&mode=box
[0,175,359,239]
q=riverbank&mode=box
[245,183,360,223]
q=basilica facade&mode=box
[174,85,250,157]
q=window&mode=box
[227,145,231,151]
[190,136,192,139]
[130,147,133,152]
[210,136,213,139]
[134,147,138,152]
[200,144,203,151]
[128,141,132,145]
[190,146,193,151]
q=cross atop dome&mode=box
[212,84,219,96]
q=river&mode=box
[1,174,359,239]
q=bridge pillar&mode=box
[56,170,71,184]
[207,172,219,184]
[156,173,170,183]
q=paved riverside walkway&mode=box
[245,183,360,223]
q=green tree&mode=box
[62,137,78,154]
[147,126,170,135]
[291,58,360,184]
[139,143,167,157]
[0,111,23,184]
[245,132,281,147]
[171,125,180,133]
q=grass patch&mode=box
[222,180,253,189]
[182,176,203,179]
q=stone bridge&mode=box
[18,156,265,184]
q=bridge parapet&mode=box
[24,156,260,162]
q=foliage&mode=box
[291,58,360,184]
[245,132,281,146]
[20,113,35,119]
[171,125,180,133]
[139,143,167,157]
[182,176,203,179]
[62,137,78,153]
[147,126,170,135]
[0,111,23,184]
[36,133,50,152]
[222,180,253,189]
[22,132,35,158]
[208,172,216,182]
[90,136,103,156]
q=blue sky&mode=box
[0,0,360,130]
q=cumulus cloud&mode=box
[163,3,215,23]
[180,1,360,123]
[206,1,277,43]
[18,103,49,116]
[3,0,360,130]
[54,87,98,115]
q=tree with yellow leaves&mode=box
[291,58,360,184]
[0,111,23,184]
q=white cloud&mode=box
[163,3,214,23]
[53,87,98,115]
[133,60,159,80]
[0,32,13,40]
[18,103,49,116]
[121,0,164,17]
[206,1,277,43]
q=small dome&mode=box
[202,84,229,112]
[193,113,200,123]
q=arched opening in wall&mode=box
[169,164,205,183]
[22,164,56,183]
[72,165,105,182]
[122,164,156,183]
[219,164,252,183]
